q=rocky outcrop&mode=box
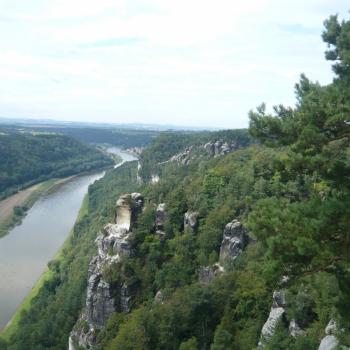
[204,140,239,157]
[289,319,304,337]
[169,146,193,165]
[198,264,223,284]
[258,291,286,348]
[156,203,166,231]
[198,220,250,285]
[219,220,249,267]
[319,335,339,350]
[198,266,215,284]
[184,211,199,233]
[120,282,132,313]
[318,319,348,350]
[151,174,160,184]
[154,290,165,304]
[69,193,143,350]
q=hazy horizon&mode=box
[0,0,349,128]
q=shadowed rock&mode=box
[184,211,199,232]
[156,203,166,231]
[219,220,249,266]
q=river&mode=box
[0,147,137,331]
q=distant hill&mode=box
[0,130,113,199]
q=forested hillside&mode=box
[2,11,350,350]
[0,131,113,199]
[139,128,252,180]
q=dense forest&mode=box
[1,11,350,350]
[0,131,113,199]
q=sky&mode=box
[0,1,349,129]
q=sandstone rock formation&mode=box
[318,319,348,350]
[204,140,238,157]
[169,146,193,165]
[156,203,166,231]
[151,174,160,184]
[258,291,286,348]
[69,193,143,350]
[198,264,223,284]
[154,290,165,304]
[198,266,215,284]
[219,220,249,267]
[184,211,199,232]
[289,319,304,337]
[198,219,249,284]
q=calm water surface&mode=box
[0,148,137,330]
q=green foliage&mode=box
[3,162,138,349]
[210,326,233,350]
[139,129,252,180]
[180,337,199,350]
[0,131,113,198]
[5,11,350,350]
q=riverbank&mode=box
[0,179,59,238]
[0,195,90,340]
[0,159,120,239]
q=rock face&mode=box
[219,220,249,266]
[289,319,304,337]
[169,146,193,165]
[69,193,143,350]
[154,290,165,304]
[184,211,199,232]
[151,174,160,184]
[318,335,339,350]
[198,264,223,284]
[318,319,346,350]
[204,140,238,157]
[258,291,286,348]
[198,220,249,285]
[156,203,166,231]
[198,266,216,284]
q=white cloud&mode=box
[0,0,348,127]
